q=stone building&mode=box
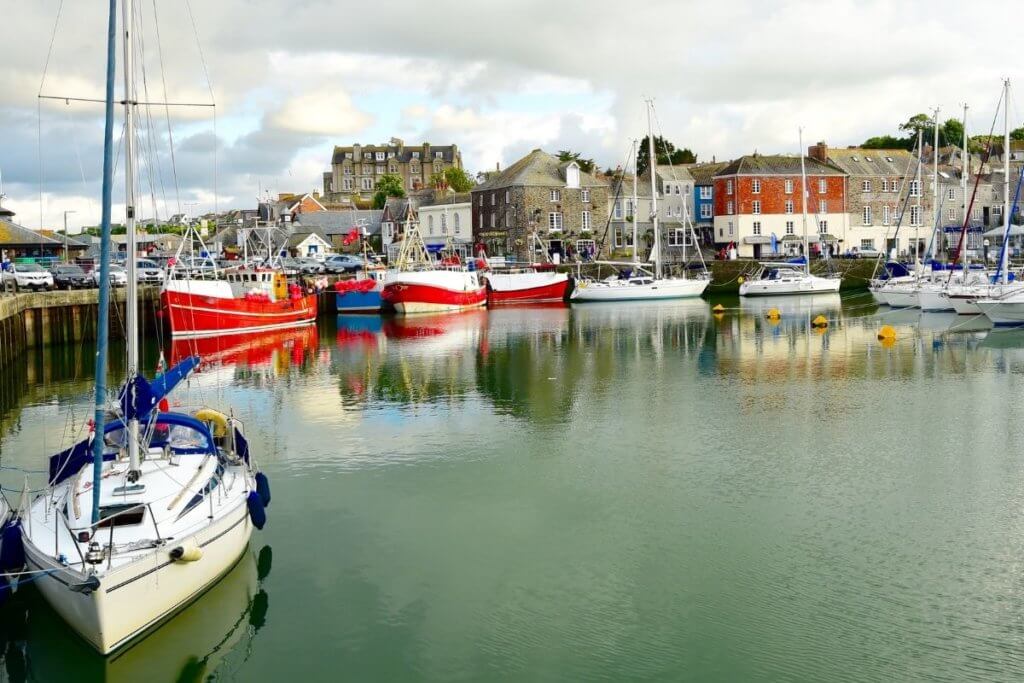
[471,149,608,263]
[323,139,463,203]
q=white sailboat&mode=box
[739,129,840,297]
[572,101,710,302]
[17,0,270,654]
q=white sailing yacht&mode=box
[18,0,269,654]
[739,129,841,296]
[572,100,710,302]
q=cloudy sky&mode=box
[2,0,1019,231]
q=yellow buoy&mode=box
[879,336,896,348]
[811,315,828,328]
[766,308,781,320]
[737,276,745,284]
[877,325,897,341]
[712,304,725,313]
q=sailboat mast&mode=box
[632,139,638,266]
[799,127,809,275]
[91,0,119,523]
[914,126,922,272]
[932,107,940,258]
[962,105,969,272]
[646,101,661,279]
[1002,79,1011,285]
[122,0,141,477]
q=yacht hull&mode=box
[739,277,840,297]
[162,284,318,338]
[24,501,252,655]
[918,288,954,312]
[977,300,1024,326]
[571,277,709,302]
[485,272,570,305]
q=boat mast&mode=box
[914,126,922,273]
[122,0,141,479]
[646,100,661,279]
[91,0,119,523]
[961,104,969,272]
[799,127,809,276]
[1002,79,1011,285]
[932,107,939,261]
[631,139,639,266]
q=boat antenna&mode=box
[90,0,119,523]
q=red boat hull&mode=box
[487,278,570,305]
[381,283,487,314]
[161,289,318,338]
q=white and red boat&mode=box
[162,269,318,338]
[381,269,486,314]
[484,267,570,305]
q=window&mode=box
[883,205,891,225]
[861,180,871,192]
[342,178,353,190]
[453,213,460,234]
[948,188,955,201]
[818,178,827,194]
[412,151,420,159]
[909,180,921,197]
[728,221,734,235]
[785,200,794,214]
[435,151,443,159]
[700,204,712,219]
[752,200,761,215]
[947,208,956,221]
[363,164,372,174]
[910,205,921,225]
[752,179,761,194]
[478,214,483,230]
[428,215,434,234]
[614,201,623,219]
[491,193,496,206]
[411,162,420,173]
[548,212,562,231]
[785,220,795,235]
[819,200,827,214]
[376,165,385,175]
[505,210,512,228]
[382,222,393,241]
[785,179,794,194]
[345,152,353,160]
[994,205,1003,216]
[891,179,900,192]
[440,213,447,234]
[388,152,395,159]
[752,221,762,235]
[389,164,398,174]
[668,229,687,246]
[361,178,373,191]
[664,183,672,195]
[478,195,483,207]
[881,179,889,192]
[375,152,385,161]
[726,179,734,195]
[581,188,590,203]
[505,190,510,202]
[582,210,592,231]
[675,185,681,195]
[863,206,872,225]
[699,186,712,199]
[625,199,634,217]
[343,166,352,175]
[490,213,496,228]
[860,239,874,250]
[550,189,561,202]
[972,206,981,220]
[726,200,734,215]
[818,220,828,234]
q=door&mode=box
[753,244,762,259]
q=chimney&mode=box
[423,142,431,161]
[496,162,500,172]
[808,141,828,163]
[353,143,361,162]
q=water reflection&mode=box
[1,545,271,683]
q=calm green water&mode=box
[5,292,1024,682]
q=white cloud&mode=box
[271,90,373,137]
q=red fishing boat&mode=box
[484,267,570,305]
[161,269,318,338]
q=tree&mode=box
[556,150,596,174]
[861,135,906,149]
[636,136,696,177]
[941,118,964,148]
[1012,126,1024,142]
[372,173,405,209]
[443,166,474,192]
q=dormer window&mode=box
[435,151,443,159]
[885,156,894,162]
[865,156,873,162]
[412,151,420,159]
[565,163,580,189]
[852,155,860,161]
[375,152,385,161]
[344,152,353,160]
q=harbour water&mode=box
[4,292,1024,681]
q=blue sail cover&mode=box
[787,257,807,265]
[118,355,200,421]
[883,262,911,278]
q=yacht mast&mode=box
[631,139,639,266]
[932,107,940,259]
[91,0,119,522]
[799,128,809,276]
[1002,79,1011,285]
[962,105,969,272]
[646,101,661,279]
[914,126,922,273]
[122,0,141,479]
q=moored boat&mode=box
[334,269,387,313]
[485,268,570,304]
[382,269,486,314]
[739,261,840,296]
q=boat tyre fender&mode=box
[0,519,25,572]
[255,471,271,508]
[247,491,267,530]
[170,538,203,562]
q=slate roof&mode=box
[0,218,63,247]
[686,162,730,185]
[474,149,607,190]
[37,230,91,247]
[294,210,383,236]
[826,148,915,176]
[418,192,472,207]
[332,144,459,165]
[716,155,845,176]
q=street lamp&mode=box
[63,210,76,262]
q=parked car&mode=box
[136,259,166,284]
[281,257,324,275]
[49,264,93,289]
[177,256,218,277]
[2,262,54,291]
[94,263,129,287]
[323,254,364,274]
[850,247,883,259]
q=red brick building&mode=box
[713,155,848,258]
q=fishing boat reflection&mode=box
[14,545,272,682]
[170,325,319,382]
